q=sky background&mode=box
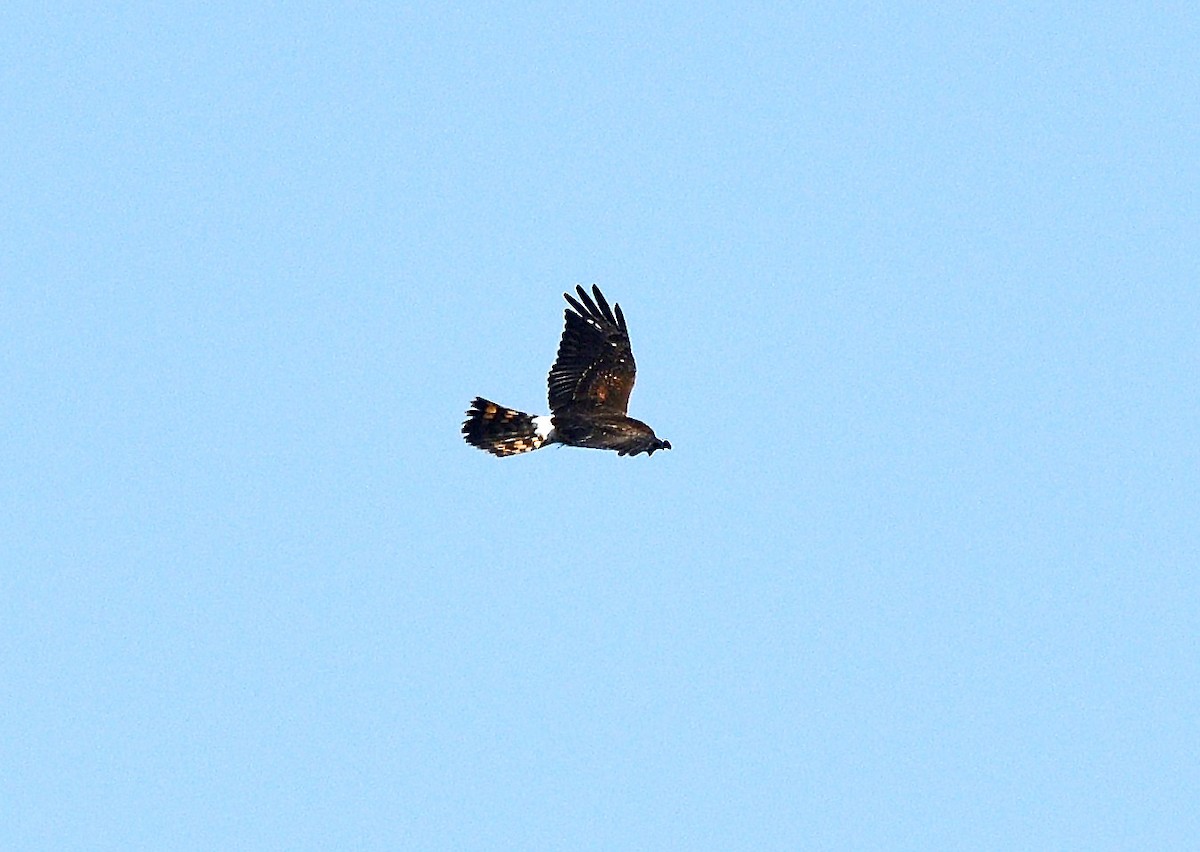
[3,3,1198,849]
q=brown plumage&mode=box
[463,285,671,458]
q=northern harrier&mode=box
[462,285,671,457]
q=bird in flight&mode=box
[463,285,671,458]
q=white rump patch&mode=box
[532,415,555,440]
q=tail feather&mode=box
[462,397,550,457]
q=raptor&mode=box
[462,285,671,458]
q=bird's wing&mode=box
[547,285,636,415]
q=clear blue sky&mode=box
[4,4,1197,849]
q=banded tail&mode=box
[462,397,556,457]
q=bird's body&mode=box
[462,285,671,458]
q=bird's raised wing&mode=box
[547,285,636,415]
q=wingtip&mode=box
[562,283,625,330]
